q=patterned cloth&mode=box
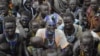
[86,6,99,29]
[44,13,64,29]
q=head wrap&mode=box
[44,13,58,26]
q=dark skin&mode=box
[93,11,100,32]
[92,13,100,56]
[27,21,40,43]
[46,23,73,56]
[31,22,40,34]
[30,36,44,48]
[35,3,51,28]
[63,15,78,44]
[32,0,39,12]
[0,2,8,16]
[80,38,94,56]
[0,21,23,56]
[83,0,90,7]
[43,23,56,49]
[31,39,73,56]
[4,22,16,39]
[31,25,73,56]
[20,15,30,28]
[63,16,75,36]
[31,23,55,45]
[82,0,90,12]
[73,31,98,56]
[24,0,32,10]
[24,0,36,15]
[62,0,69,9]
[46,23,55,34]
[69,0,77,12]
[90,0,98,12]
[0,2,7,34]
[40,4,50,19]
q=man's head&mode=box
[83,0,90,10]
[69,0,77,11]
[32,0,39,10]
[90,0,98,11]
[80,31,94,54]
[94,11,100,31]
[83,0,90,6]
[45,16,56,36]
[0,0,8,15]
[63,13,75,30]
[40,2,51,16]
[3,16,16,36]
[30,36,43,48]
[62,0,69,9]
[29,20,40,33]
[24,0,32,8]
[20,11,32,28]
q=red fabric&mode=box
[86,6,99,29]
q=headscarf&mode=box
[44,13,58,26]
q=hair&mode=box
[29,20,39,27]
[69,0,80,6]
[42,1,51,8]
[29,20,41,30]
[21,11,32,20]
[39,1,51,11]
[69,0,77,4]
[63,12,75,22]
[80,31,93,42]
[4,16,16,23]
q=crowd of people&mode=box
[0,0,100,56]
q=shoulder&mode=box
[73,40,80,53]
[74,24,82,29]
[74,24,82,31]
[35,28,46,36]
[55,29,64,34]
[37,28,46,32]
[74,40,80,48]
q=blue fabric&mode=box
[57,23,64,30]
[74,19,79,24]
[44,13,58,25]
